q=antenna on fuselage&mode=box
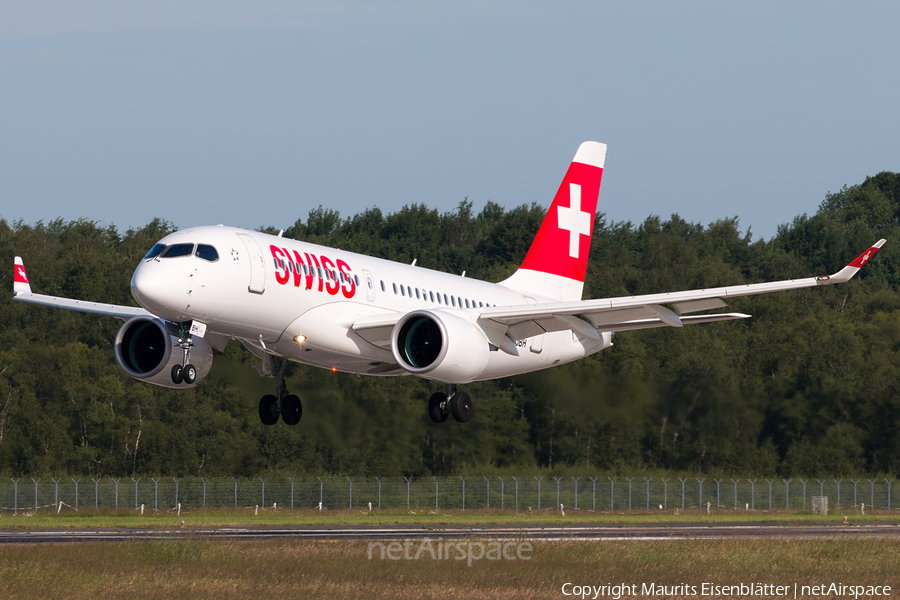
[411,258,417,266]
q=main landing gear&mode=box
[258,355,302,426]
[428,385,472,424]
[171,322,197,385]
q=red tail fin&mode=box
[500,142,606,301]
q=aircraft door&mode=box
[362,269,376,302]
[237,233,266,294]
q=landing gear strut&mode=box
[258,355,302,426]
[170,321,197,385]
[428,385,472,424]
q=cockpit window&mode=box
[144,243,166,260]
[160,243,194,258]
[195,244,219,262]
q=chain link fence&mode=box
[0,476,895,514]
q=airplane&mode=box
[12,142,885,426]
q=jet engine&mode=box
[114,316,213,388]
[391,310,491,383]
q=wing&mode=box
[13,256,151,321]
[479,239,886,344]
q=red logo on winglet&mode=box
[14,265,28,284]
[849,246,880,269]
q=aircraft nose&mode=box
[131,262,171,316]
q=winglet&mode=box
[13,257,32,295]
[819,239,886,285]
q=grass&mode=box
[2,537,899,599]
[0,506,898,530]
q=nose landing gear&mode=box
[170,322,197,385]
[257,354,303,426]
[428,385,472,424]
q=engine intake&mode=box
[114,316,213,388]
[391,310,490,383]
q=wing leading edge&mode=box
[12,256,150,321]
[481,239,887,340]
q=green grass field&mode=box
[1,506,898,529]
[2,537,899,599]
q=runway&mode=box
[2,521,899,544]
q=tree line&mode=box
[1,171,899,478]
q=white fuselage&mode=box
[130,225,607,383]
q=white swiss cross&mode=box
[15,265,27,282]
[557,183,591,259]
[860,250,871,265]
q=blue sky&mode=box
[2,1,898,239]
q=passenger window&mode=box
[451,296,456,307]
[195,244,218,262]
[407,286,412,297]
[381,281,385,292]
[444,294,449,305]
[393,283,398,294]
[144,243,166,260]
[429,291,434,303]
[161,243,194,258]
[415,289,420,299]
[437,293,442,305]
[401,286,406,297]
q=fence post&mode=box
[553,477,563,510]
[535,477,544,510]
[608,477,616,511]
[731,479,739,509]
[868,479,876,509]
[459,477,467,510]
[817,479,825,498]
[259,478,266,508]
[152,478,161,510]
[766,479,774,510]
[288,478,295,509]
[800,479,807,509]
[317,477,324,507]
[232,477,239,508]
[200,477,207,508]
[11,478,19,514]
[132,478,141,509]
[513,477,521,511]
[498,476,506,509]
[91,477,102,508]
[783,479,792,508]
[590,477,599,511]
[886,479,893,509]
[678,477,688,509]
[834,479,843,507]
[376,477,384,509]
[696,478,705,509]
[851,479,859,507]
[483,477,492,509]
[433,477,441,510]
[573,477,581,510]
[173,478,181,509]
[661,478,670,509]
[748,479,757,509]
[347,477,354,509]
[112,478,121,509]
[714,479,722,508]
[52,478,62,508]
[405,476,412,510]
[644,477,652,510]
[72,478,81,510]
[32,478,40,512]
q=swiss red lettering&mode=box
[320,256,340,296]
[337,259,356,299]
[305,253,323,292]
[270,245,290,285]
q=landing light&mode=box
[293,334,307,344]
[331,367,338,373]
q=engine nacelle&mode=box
[114,317,213,388]
[391,310,491,383]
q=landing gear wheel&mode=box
[258,394,280,426]
[171,365,184,384]
[281,394,302,425]
[182,364,197,384]
[428,392,449,424]
[450,392,472,423]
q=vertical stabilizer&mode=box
[499,141,606,301]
